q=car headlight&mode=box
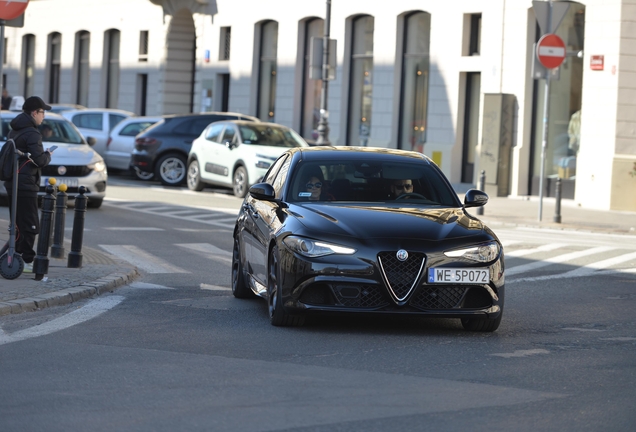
[283,235,356,257]
[88,161,106,172]
[444,241,500,263]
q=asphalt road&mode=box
[0,174,634,432]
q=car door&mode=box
[197,122,225,183]
[210,124,239,187]
[71,112,108,156]
[107,120,156,169]
[250,155,291,285]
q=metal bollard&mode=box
[553,177,562,223]
[33,185,56,280]
[51,184,68,258]
[67,186,87,268]
[476,170,486,216]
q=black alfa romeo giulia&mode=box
[232,147,504,331]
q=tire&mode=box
[133,167,154,181]
[0,253,24,279]
[461,313,502,332]
[232,236,254,299]
[233,166,249,198]
[187,160,205,192]
[155,153,187,186]
[268,246,304,327]
[87,198,103,209]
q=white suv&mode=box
[186,121,309,197]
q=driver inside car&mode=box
[389,179,414,199]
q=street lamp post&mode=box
[316,0,331,145]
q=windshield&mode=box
[1,118,86,144]
[288,160,460,206]
[239,124,307,147]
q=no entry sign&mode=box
[0,0,29,21]
[536,33,566,69]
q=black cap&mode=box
[23,96,52,112]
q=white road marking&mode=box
[0,296,124,346]
[506,243,567,258]
[490,349,550,358]
[99,245,189,273]
[506,246,614,276]
[104,227,165,231]
[600,337,636,342]
[201,283,231,291]
[177,243,232,264]
[128,282,174,290]
[562,327,605,332]
[512,250,636,282]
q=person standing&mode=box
[3,96,54,272]
[1,89,13,110]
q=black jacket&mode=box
[4,113,51,196]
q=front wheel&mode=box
[155,153,187,186]
[187,160,206,192]
[0,253,24,280]
[268,247,304,327]
[233,166,249,198]
[232,237,254,299]
[461,313,502,332]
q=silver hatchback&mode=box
[0,112,108,208]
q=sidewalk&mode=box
[1,195,635,317]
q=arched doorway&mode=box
[163,9,196,114]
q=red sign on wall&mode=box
[590,55,604,71]
[0,0,29,20]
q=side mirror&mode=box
[464,189,489,208]
[249,182,276,201]
[86,136,97,146]
[225,141,236,150]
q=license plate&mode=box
[41,178,79,188]
[428,268,489,284]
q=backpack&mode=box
[0,129,34,182]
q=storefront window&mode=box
[348,15,374,146]
[398,11,430,152]
[530,3,585,199]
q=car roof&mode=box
[1,111,67,120]
[63,108,134,116]
[161,112,259,121]
[290,146,432,163]
[215,120,289,128]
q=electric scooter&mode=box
[0,143,25,279]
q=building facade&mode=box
[3,0,635,211]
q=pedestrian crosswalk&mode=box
[97,240,636,282]
[100,201,636,281]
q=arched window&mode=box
[104,29,120,108]
[75,31,90,106]
[347,15,374,146]
[22,34,35,97]
[48,32,62,103]
[300,18,324,143]
[398,12,430,152]
[257,21,278,122]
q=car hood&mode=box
[47,144,103,165]
[289,203,486,242]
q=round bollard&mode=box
[68,186,87,268]
[51,183,68,258]
[33,184,56,280]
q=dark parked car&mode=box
[232,147,504,331]
[131,112,258,186]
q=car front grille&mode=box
[42,165,92,177]
[377,251,426,302]
[410,286,467,310]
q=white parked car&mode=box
[105,116,161,180]
[0,112,107,208]
[62,108,133,158]
[186,120,309,197]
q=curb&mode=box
[0,267,140,317]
